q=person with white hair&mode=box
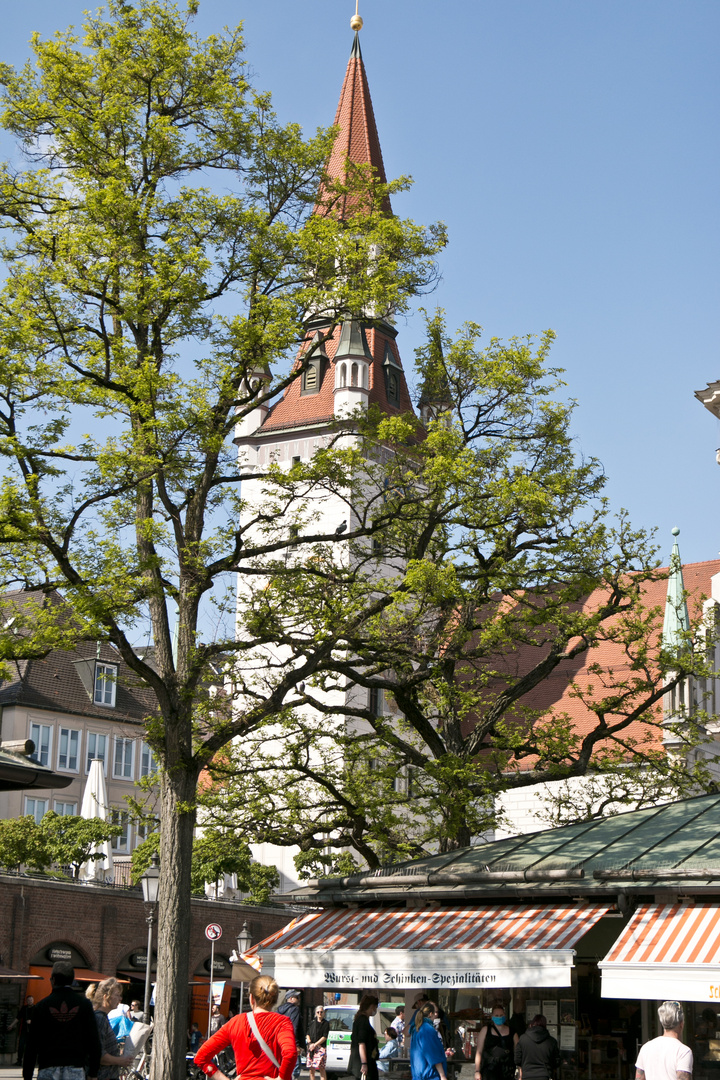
[635,1002,693,1080]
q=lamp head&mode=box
[236,920,252,954]
[141,851,160,905]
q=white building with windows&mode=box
[0,589,158,876]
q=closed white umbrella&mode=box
[79,757,114,882]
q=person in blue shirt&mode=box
[410,1003,448,1080]
[378,1027,400,1074]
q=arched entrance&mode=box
[28,942,109,1002]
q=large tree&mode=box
[0,4,442,1078]
[199,314,717,870]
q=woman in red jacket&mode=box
[195,976,298,1080]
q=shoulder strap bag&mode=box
[247,1011,281,1070]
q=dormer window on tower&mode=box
[301,356,323,395]
[334,318,373,395]
[383,343,402,407]
[300,335,327,396]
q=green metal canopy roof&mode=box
[288,792,720,905]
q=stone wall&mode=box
[0,872,295,1060]
[0,872,291,976]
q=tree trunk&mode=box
[151,749,198,1080]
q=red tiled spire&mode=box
[317,33,391,216]
[241,32,412,440]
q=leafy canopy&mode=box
[0,813,120,877]
[201,312,717,866]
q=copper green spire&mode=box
[662,527,690,650]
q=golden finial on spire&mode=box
[350,0,363,32]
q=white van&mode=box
[324,1003,405,1074]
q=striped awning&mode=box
[243,903,610,990]
[600,902,720,1003]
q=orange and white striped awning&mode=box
[600,903,720,1003]
[241,903,610,990]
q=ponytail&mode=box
[415,1002,436,1033]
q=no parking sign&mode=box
[205,924,223,1035]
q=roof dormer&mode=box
[72,656,118,708]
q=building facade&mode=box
[0,589,159,870]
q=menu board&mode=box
[560,1026,577,1050]
[543,1001,559,1026]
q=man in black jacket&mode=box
[514,1015,560,1080]
[22,961,102,1080]
[278,991,304,1080]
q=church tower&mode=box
[233,16,416,894]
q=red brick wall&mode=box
[0,872,293,991]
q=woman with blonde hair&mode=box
[93,978,133,1080]
[194,975,297,1080]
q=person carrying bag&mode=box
[194,975,297,1080]
[475,1005,516,1080]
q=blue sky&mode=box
[3,0,720,566]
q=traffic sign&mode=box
[205,923,223,940]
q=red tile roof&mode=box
[479,558,720,766]
[250,36,407,438]
[259,322,414,434]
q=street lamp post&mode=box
[140,853,160,1024]
[236,922,252,1013]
